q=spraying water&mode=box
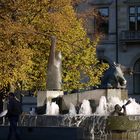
[68,96,140,116]
[95,96,108,116]
[69,103,77,115]
[94,96,140,116]
[46,102,59,115]
[79,99,92,115]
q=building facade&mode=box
[77,0,140,100]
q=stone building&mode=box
[77,0,140,101]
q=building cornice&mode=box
[88,0,113,6]
[124,0,140,4]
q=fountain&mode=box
[17,95,140,140]
[1,36,138,140]
[18,36,140,140]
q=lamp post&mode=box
[115,0,118,63]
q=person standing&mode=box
[6,92,22,140]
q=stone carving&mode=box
[46,36,62,90]
[101,62,127,89]
[110,100,131,116]
[110,104,126,116]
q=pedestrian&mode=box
[6,92,22,140]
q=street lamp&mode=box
[115,0,118,63]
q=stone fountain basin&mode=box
[19,114,140,130]
[106,115,140,140]
[106,115,140,131]
[19,114,140,140]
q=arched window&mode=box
[134,59,140,94]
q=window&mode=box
[94,7,109,35]
[129,6,140,31]
[134,59,140,94]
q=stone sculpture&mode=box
[101,62,127,89]
[46,36,62,90]
[110,100,131,116]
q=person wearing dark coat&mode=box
[6,92,22,140]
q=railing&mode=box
[120,31,140,41]
[125,0,140,3]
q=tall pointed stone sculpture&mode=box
[37,36,63,108]
[46,36,62,90]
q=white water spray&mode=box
[46,102,59,115]
[94,96,140,116]
[67,95,140,117]
[69,103,77,115]
[95,96,108,115]
[79,99,92,115]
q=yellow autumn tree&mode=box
[0,0,33,91]
[0,0,108,92]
